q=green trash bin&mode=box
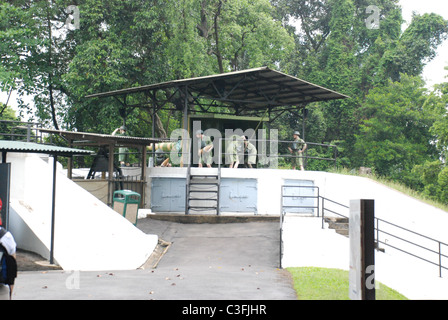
[113,190,141,226]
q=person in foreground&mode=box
[0,198,18,300]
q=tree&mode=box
[429,75,448,160]
[0,0,79,129]
[62,0,295,136]
[411,160,444,201]
[0,102,17,121]
[437,166,448,204]
[274,0,448,167]
[0,102,19,141]
[196,0,294,73]
[63,0,180,135]
[382,13,448,82]
[354,74,442,182]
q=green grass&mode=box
[286,267,408,300]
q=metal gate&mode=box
[219,178,257,213]
[282,179,317,214]
[151,177,186,212]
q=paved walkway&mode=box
[12,217,297,300]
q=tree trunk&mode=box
[47,3,59,130]
[213,1,224,73]
[197,0,210,38]
[154,112,167,138]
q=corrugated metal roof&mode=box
[85,66,349,109]
[0,140,93,156]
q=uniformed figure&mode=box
[242,136,257,168]
[226,135,244,168]
[196,130,213,168]
[112,126,129,166]
[288,131,307,171]
[155,149,171,167]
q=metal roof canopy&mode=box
[84,67,349,126]
[0,140,93,158]
[0,140,94,266]
[36,128,165,212]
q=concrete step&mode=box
[190,175,218,179]
[324,216,348,223]
[328,222,348,230]
[147,214,278,223]
[335,229,349,237]
[187,208,219,215]
[324,216,349,238]
[322,216,385,250]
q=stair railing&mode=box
[282,185,448,277]
[185,163,192,215]
[375,217,448,278]
[185,138,193,215]
[320,197,349,229]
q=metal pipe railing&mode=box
[280,185,448,277]
[0,120,43,143]
[375,217,448,277]
[217,137,338,169]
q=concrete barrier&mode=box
[7,153,157,271]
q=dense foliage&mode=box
[1,0,448,203]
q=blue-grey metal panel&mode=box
[219,178,257,213]
[282,179,316,214]
[151,178,186,212]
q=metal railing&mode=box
[280,185,448,277]
[144,136,337,169]
[0,120,43,143]
[279,184,320,268]
[281,185,320,215]
[279,207,285,269]
[375,218,448,278]
[320,197,349,228]
[216,137,338,169]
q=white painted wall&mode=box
[307,171,448,244]
[282,216,448,300]
[148,167,448,245]
[150,167,448,295]
[278,171,448,300]
[7,153,158,271]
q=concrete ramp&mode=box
[8,153,157,271]
[281,216,349,270]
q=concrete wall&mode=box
[7,153,158,271]
[148,167,284,215]
[148,167,448,244]
[8,151,445,274]
[73,180,108,204]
